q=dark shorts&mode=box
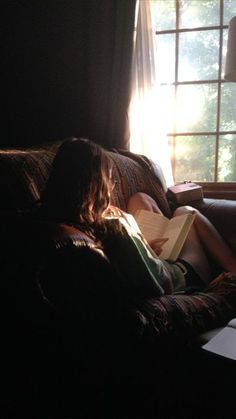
[176,259,205,292]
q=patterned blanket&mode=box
[128,272,236,341]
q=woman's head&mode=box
[40,138,112,228]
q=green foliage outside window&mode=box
[152,0,236,182]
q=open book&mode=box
[202,319,236,361]
[134,209,195,262]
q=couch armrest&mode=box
[192,198,236,253]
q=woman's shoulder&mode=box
[107,205,124,218]
[108,205,141,235]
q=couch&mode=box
[1,137,236,419]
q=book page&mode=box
[159,218,183,260]
[202,325,236,360]
[134,210,169,242]
[159,213,194,261]
[135,210,195,261]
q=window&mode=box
[151,0,236,183]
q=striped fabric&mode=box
[129,272,236,339]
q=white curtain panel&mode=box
[129,0,174,186]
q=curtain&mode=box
[129,0,173,186]
[83,0,136,150]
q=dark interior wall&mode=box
[1,0,88,147]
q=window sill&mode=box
[198,182,236,200]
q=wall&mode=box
[1,1,88,147]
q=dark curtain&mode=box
[0,0,136,148]
[83,0,136,150]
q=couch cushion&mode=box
[0,141,62,211]
[108,151,171,217]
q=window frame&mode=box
[154,0,236,196]
[198,181,236,199]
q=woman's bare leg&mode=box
[175,206,236,279]
[175,210,212,284]
[127,193,236,284]
[128,193,213,283]
[127,192,163,216]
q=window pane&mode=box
[224,0,236,25]
[151,0,236,184]
[179,0,220,29]
[179,30,219,81]
[158,85,176,133]
[218,134,236,181]
[155,34,175,83]
[221,28,228,79]
[220,83,236,131]
[151,0,176,31]
[176,84,217,132]
[170,135,215,181]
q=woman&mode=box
[127,192,236,290]
[39,137,236,296]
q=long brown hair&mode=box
[40,137,115,239]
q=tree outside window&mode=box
[152,0,236,182]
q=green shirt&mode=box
[104,212,186,297]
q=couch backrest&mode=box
[0,138,172,217]
[0,140,62,212]
[108,150,171,216]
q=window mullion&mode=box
[215,0,224,181]
[173,0,180,180]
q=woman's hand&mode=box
[149,238,168,256]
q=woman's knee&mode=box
[127,192,161,215]
[173,205,198,217]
